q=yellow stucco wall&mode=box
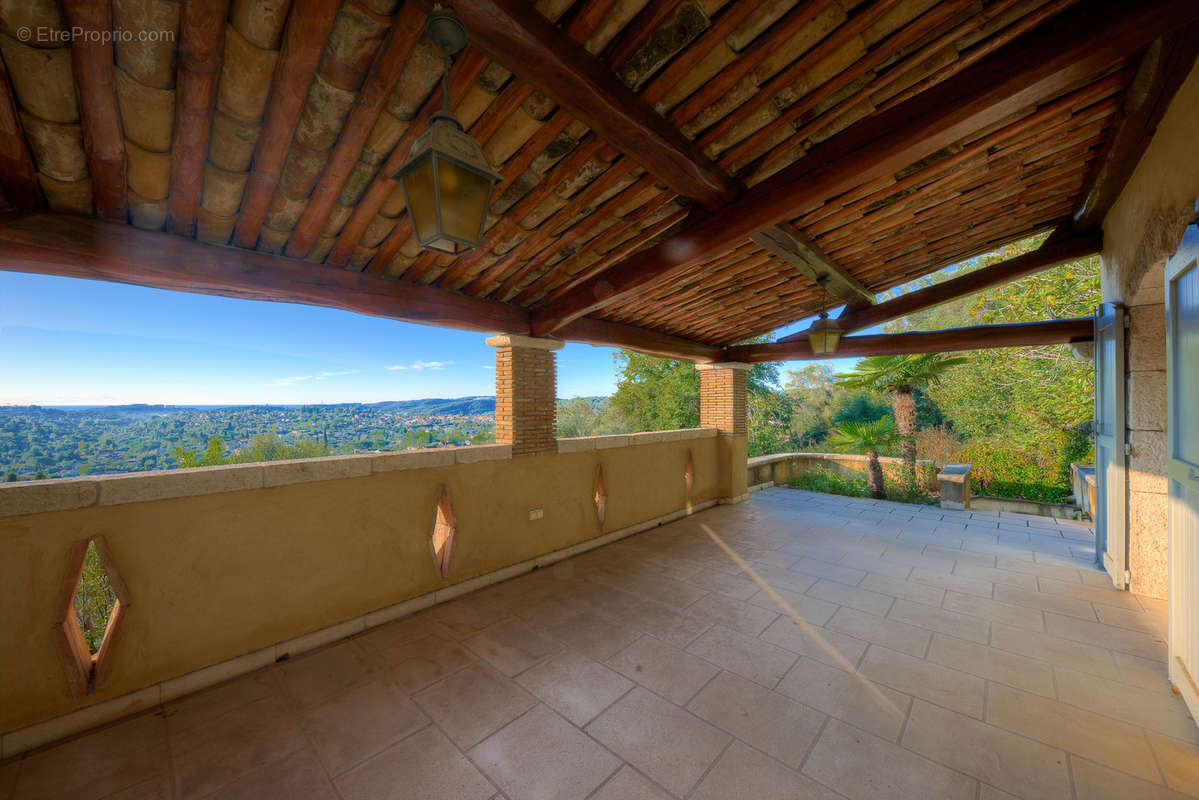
[0,433,741,734]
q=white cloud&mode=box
[269,369,359,386]
[481,364,494,370]
[385,360,455,372]
[318,370,359,377]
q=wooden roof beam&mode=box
[530,0,1199,338]
[230,0,340,249]
[775,225,1102,341]
[750,223,874,309]
[0,55,41,210]
[414,0,741,211]
[1073,27,1199,228]
[0,212,721,361]
[167,0,231,237]
[61,0,126,221]
[728,318,1094,362]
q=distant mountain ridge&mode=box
[2,396,605,418]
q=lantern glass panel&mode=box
[403,155,439,244]
[436,155,493,244]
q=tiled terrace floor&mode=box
[5,488,1199,799]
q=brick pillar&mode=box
[697,362,749,435]
[696,362,750,501]
[486,334,563,456]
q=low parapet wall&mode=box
[747,452,942,492]
[0,428,738,755]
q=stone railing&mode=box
[0,428,734,756]
[747,452,942,492]
[936,463,973,510]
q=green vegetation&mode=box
[74,541,116,653]
[788,466,938,505]
[828,418,899,499]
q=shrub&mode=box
[789,467,870,498]
[956,438,1074,502]
[915,425,960,464]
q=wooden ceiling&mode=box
[0,0,1196,356]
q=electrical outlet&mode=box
[529,508,544,520]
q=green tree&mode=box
[837,354,965,486]
[4,471,17,482]
[828,418,899,499]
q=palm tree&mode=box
[828,418,899,499]
[837,354,965,487]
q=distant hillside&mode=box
[366,397,495,415]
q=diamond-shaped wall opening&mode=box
[594,465,607,525]
[684,450,695,501]
[431,486,456,579]
[74,540,116,655]
[56,536,129,695]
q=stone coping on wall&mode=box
[557,427,717,453]
[0,496,720,759]
[0,429,722,517]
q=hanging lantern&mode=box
[807,276,842,356]
[392,8,500,255]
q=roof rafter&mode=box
[729,318,1094,362]
[751,224,874,309]
[0,55,41,210]
[61,0,126,221]
[230,0,340,249]
[530,0,1199,338]
[775,225,1103,341]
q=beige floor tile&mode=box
[687,567,762,600]
[993,584,1097,620]
[979,784,1021,800]
[1045,612,1168,661]
[744,562,820,593]
[1095,603,1168,636]
[685,625,796,688]
[170,695,308,800]
[628,574,710,610]
[1037,576,1145,610]
[886,598,990,644]
[902,700,1071,800]
[470,704,621,799]
[858,644,985,718]
[412,663,536,749]
[839,553,915,580]
[335,725,494,800]
[926,634,1056,697]
[909,567,994,598]
[1115,650,1173,689]
[589,766,673,799]
[424,595,512,639]
[606,634,720,705]
[1055,668,1199,744]
[573,581,645,618]
[545,610,642,661]
[985,682,1161,782]
[1146,732,1199,795]
[585,687,730,798]
[776,657,910,741]
[277,640,378,711]
[162,669,281,736]
[791,557,867,586]
[463,618,562,676]
[826,606,931,658]
[858,572,945,606]
[952,563,1038,589]
[941,590,1045,631]
[685,593,779,636]
[746,585,839,626]
[300,678,429,777]
[515,650,633,727]
[806,579,894,616]
[990,623,1121,680]
[686,671,825,768]
[759,615,869,670]
[379,633,475,694]
[356,614,439,656]
[12,714,167,800]
[202,747,338,800]
[692,741,844,800]
[804,718,976,800]
[1072,757,1195,800]
[622,598,712,649]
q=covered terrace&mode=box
[2,0,1199,797]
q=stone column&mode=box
[696,362,751,501]
[486,334,563,457]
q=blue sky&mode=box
[0,271,871,406]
